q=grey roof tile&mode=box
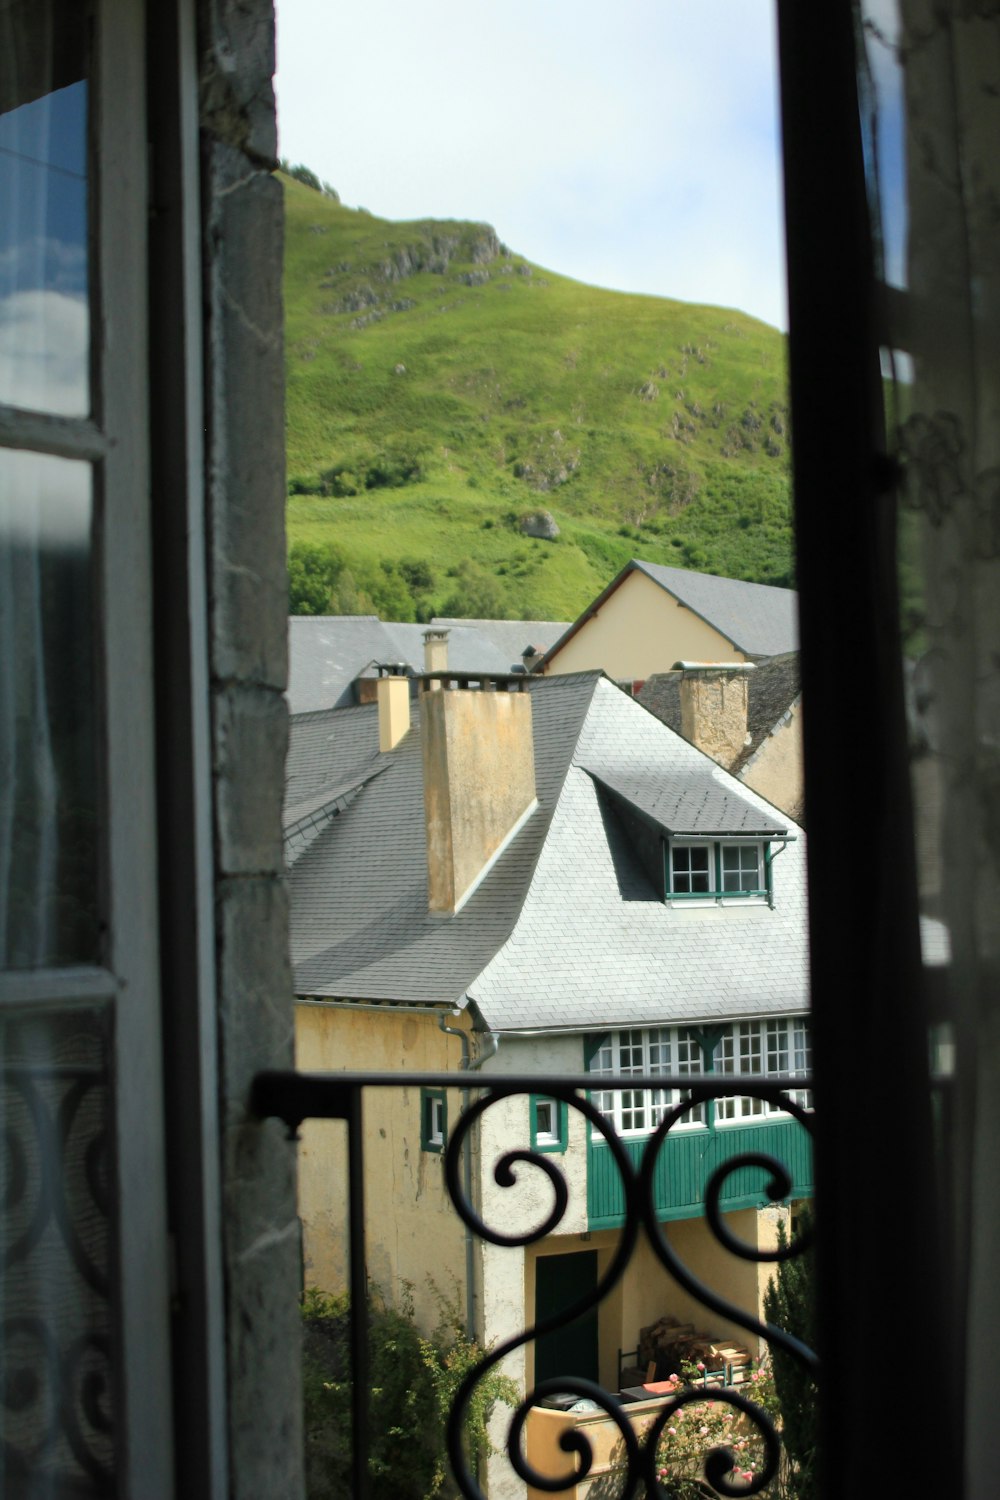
[287,616,512,713]
[286,675,809,1034]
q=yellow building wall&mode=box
[545,569,746,679]
[740,698,804,823]
[295,1003,471,1331]
[523,1209,787,1394]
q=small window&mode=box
[667,840,769,903]
[421,1088,447,1152]
[721,843,764,894]
[672,844,712,895]
[531,1096,567,1153]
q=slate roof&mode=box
[286,674,808,1033]
[637,652,801,772]
[540,560,799,668]
[583,764,788,837]
[287,616,513,713]
[431,617,570,667]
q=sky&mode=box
[274,0,789,331]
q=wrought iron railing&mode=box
[1,1059,114,1495]
[252,1069,817,1499]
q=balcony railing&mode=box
[252,1069,817,1500]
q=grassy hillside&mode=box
[282,173,793,621]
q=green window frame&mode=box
[665,839,772,903]
[531,1095,568,1153]
[420,1088,447,1152]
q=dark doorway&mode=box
[534,1250,599,1385]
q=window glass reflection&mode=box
[0,450,99,968]
[0,4,89,416]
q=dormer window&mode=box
[667,840,769,904]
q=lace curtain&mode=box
[862,1,1000,1485]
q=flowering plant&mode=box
[648,1357,782,1498]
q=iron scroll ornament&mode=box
[442,1081,817,1500]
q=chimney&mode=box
[521,644,543,674]
[674,661,755,770]
[421,674,536,914]
[423,628,450,677]
[376,663,410,752]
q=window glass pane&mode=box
[0,1009,115,1493]
[0,3,90,416]
[1,450,99,968]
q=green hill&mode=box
[282,172,793,622]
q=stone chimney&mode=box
[421,675,536,914]
[376,664,410,752]
[423,628,449,675]
[675,661,755,770]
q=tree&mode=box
[288,540,346,615]
[763,1205,818,1500]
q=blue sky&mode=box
[274,0,789,330]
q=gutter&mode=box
[438,1017,500,1341]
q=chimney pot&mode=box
[424,628,450,676]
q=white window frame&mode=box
[666,839,770,906]
[589,1027,707,1135]
[715,1018,813,1121]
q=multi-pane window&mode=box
[588,1020,812,1135]
[671,845,712,895]
[722,844,763,894]
[667,841,768,902]
[715,1019,813,1119]
[589,1027,706,1133]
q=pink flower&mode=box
[699,1425,709,1436]
[751,1370,760,1382]
[696,1360,705,1371]
[669,1373,679,1383]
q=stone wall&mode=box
[198,3,303,1494]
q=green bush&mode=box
[302,1285,517,1500]
[288,540,346,615]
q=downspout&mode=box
[437,1013,500,1340]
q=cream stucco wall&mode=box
[295,1003,471,1331]
[739,696,804,823]
[545,569,746,679]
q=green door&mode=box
[534,1251,599,1386]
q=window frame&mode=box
[665,838,771,906]
[714,1017,813,1122]
[531,1094,568,1153]
[588,1027,708,1136]
[421,1087,447,1152]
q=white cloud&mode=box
[274,0,786,327]
[0,289,89,417]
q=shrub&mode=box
[302,1285,516,1500]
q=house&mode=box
[287,661,812,1497]
[637,654,804,822]
[536,560,799,684]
